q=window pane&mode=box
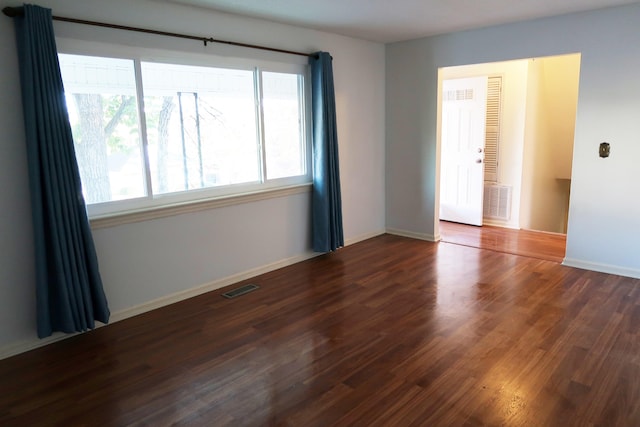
[59,54,146,204]
[262,72,305,180]
[141,62,260,195]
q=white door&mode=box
[439,76,487,226]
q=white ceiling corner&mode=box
[162,0,639,43]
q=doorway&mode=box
[436,54,581,257]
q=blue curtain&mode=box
[13,4,110,338]
[309,52,344,253]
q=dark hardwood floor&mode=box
[2,234,639,426]
[440,220,567,263]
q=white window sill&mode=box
[89,183,312,229]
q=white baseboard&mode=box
[345,229,386,246]
[0,230,386,361]
[0,251,320,361]
[110,251,321,323]
[0,331,79,361]
[482,219,520,229]
[562,258,640,280]
[386,228,439,242]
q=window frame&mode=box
[56,39,313,221]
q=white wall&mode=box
[386,3,640,278]
[0,0,386,356]
[520,59,544,232]
[440,60,529,229]
[520,55,580,233]
[545,55,580,181]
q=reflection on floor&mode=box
[439,221,566,263]
[2,234,637,425]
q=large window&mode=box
[58,52,310,217]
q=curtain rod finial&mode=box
[3,6,24,17]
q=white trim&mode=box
[56,37,310,70]
[0,332,76,362]
[386,228,439,242]
[0,249,318,360]
[562,258,640,280]
[110,251,321,323]
[521,227,565,236]
[58,45,312,219]
[482,219,520,229]
[112,231,384,322]
[90,183,311,229]
[0,230,384,360]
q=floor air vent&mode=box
[222,284,259,299]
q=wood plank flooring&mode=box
[440,220,567,263]
[1,234,639,426]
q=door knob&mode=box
[477,148,483,153]
[476,159,482,163]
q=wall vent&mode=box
[483,184,511,220]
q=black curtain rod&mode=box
[2,6,316,58]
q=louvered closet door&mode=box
[484,76,502,183]
[440,76,487,226]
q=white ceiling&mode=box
[165,0,638,43]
